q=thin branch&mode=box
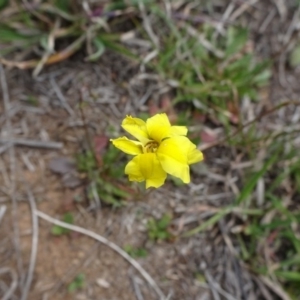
[0,64,25,288]
[204,270,237,300]
[259,275,291,300]
[0,268,18,300]
[0,143,13,155]
[50,76,74,116]
[0,138,63,150]
[130,274,144,300]
[0,205,7,225]
[0,205,7,223]
[138,1,159,49]
[20,186,39,300]
[35,210,166,300]
[229,0,259,21]
[200,101,300,151]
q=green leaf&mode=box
[289,44,300,67]
[106,0,153,10]
[169,176,185,186]
[268,154,300,192]
[280,256,300,268]
[108,166,124,179]
[102,181,128,198]
[103,145,119,165]
[76,151,97,172]
[252,69,271,86]
[51,225,65,235]
[40,35,50,51]
[224,54,252,73]
[0,24,28,42]
[100,193,124,207]
[275,271,300,281]
[236,149,280,204]
[236,234,250,260]
[68,282,77,293]
[99,35,138,60]
[63,212,74,224]
[86,38,105,62]
[68,273,85,292]
[51,213,74,236]
[39,5,78,21]
[147,215,172,241]
[184,206,232,237]
[225,27,248,57]
[54,0,70,12]
[124,245,148,258]
[0,0,8,10]
[158,214,171,229]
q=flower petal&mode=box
[156,136,191,183]
[122,116,149,144]
[124,157,145,183]
[187,144,204,164]
[125,153,167,188]
[110,137,143,155]
[146,113,171,142]
[170,125,188,136]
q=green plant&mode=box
[51,212,74,235]
[68,273,85,293]
[147,214,172,241]
[76,150,97,174]
[147,8,270,126]
[76,143,129,207]
[184,142,300,297]
[239,149,300,297]
[0,1,137,73]
[123,245,148,258]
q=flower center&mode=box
[144,141,159,153]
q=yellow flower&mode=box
[110,113,203,188]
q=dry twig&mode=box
[138,1,159,49]
[0,64,25,289]
[35,210,166,300]
[50,76,74,116]
[0,205,7,225]
[20,186,39,300]
[130,273,144,300]
[0,267,18,300]
[0,138,63,150]
[200,270,237,300]
[259,275,291,300]
[229,0,258,21]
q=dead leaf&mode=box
[49,157,82,188]
[148,99,160,116]
[93,135,109,154]
[93,134,109,166]
[161,94,177,122]
[192,111,206,123]
[62,173,82,188]
[96,278,110,288]
[200,129,217,143]
[148,94,177,122]
[48,157,76,174]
